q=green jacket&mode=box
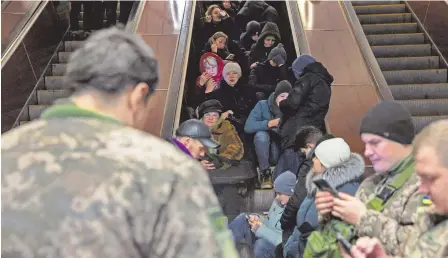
[354,155,421,255]
[2,104,238,258]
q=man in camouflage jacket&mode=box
[2,28,238,258]
[340,120,448,258]
[315,101,421,256]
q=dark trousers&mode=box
[273,148,301,180]
[119,1,136,24]
[103,1,118,27]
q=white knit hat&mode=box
[314,138,351,168]
[223,62,242,77]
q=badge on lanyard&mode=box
[422,195,432,205]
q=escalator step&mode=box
[64,41,84,52]
[357,13,412,24]
[37,90,72,105]
[51,64,67,76]
[413,115,448,133]
[79,20,111,30]
[377,56,439,71]
[352,1,401,6]
[367,33,424,46]
[354,4,406,15]
[252,189,275,213]
[390,83,448,100]
[45,76,65,90]
[372,44,431,58]
[58,52,72,63]
[362,23,417,35]
[28,105,50,120]
[383,69,447,85]
[19,121,30,125]
[398,99,448,116]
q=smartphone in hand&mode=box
[336,233,352,253]
[313,178,339,197]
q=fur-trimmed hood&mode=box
[306,153,365,195]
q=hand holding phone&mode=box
[313,179,339,196]
[336,233,352,253]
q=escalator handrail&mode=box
[1,0,48,67]
[404,1,448,69]
[125,0,147,33]
[2,0,11,11]
[285,0,310,55]
[161,0,195,139]
[340,1,394,101]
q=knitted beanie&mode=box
[359,101,415,144]
[273,171,296,196]
[223,62,242,77]
[274,80,292,99]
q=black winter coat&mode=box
[248,60,288,95]
[279,62,333,150]
[201,17,240,46]
[235,1,279,29]
[280,154,312,232]
[205,79,257,119]
[248,22,281,66]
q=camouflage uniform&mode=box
[354,154,421,255]
[2,104,238,258]
[396,208,448,258]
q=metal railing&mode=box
[404,1,448,69]
[340,1,394,101]
[1,1,47,65]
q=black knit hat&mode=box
[274,80,292,99]
[359,101,415,144]
[198,99,223,118]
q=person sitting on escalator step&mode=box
[248,22,281,69]
[203,32,233,61]
[199,99,244,169]
[228,171,296,258]
[172,119,221,170]
[196,52,225,94]
[273,55,333,180]
[249,43,288,100]
[235,1,279,31]
[239,21,261,52]
[205,62,257,134]
[202,4,240,47]
[244,81,292,189]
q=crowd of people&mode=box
[171,1,448,258]
[1,1,447,258]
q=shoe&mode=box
[260,168,273,189]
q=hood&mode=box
[292,54,316,79]
[238,1,269,17]
[302,62,334,85]
[199,52,225,82]
[305,153,365,195]
[268,93,282,119]
[255,22,281,49]
[246,20,261,35]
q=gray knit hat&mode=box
[268,43,287,66]
[359,100,415,144]
[273,171,296,196]
[274,80,292,99]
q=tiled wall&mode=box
[137,1,185,136]
[407,1,448,62]
[1,1,69,133]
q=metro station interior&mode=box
[2,1,448,252]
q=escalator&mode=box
[351,0,448,132]
[18,8,124,125]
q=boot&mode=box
[260,168,273,189]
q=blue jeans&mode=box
[229,213,277,258]
[284,228,300,258]
[273,148,301,180]
[254,131,281,171]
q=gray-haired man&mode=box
[2,27,237,258]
